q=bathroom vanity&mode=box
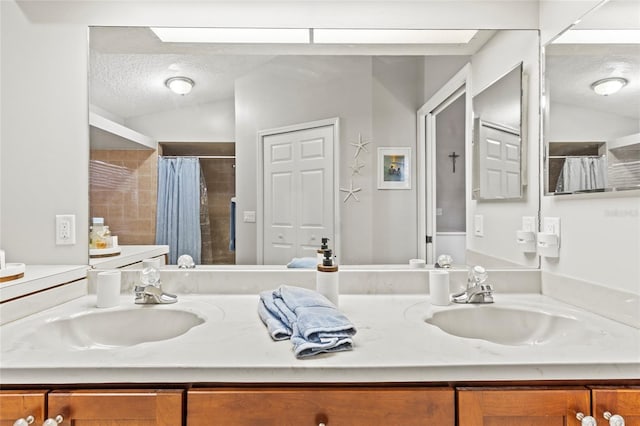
[1,268,638,425]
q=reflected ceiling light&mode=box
[165,77,195,95]
[590,77,628,96]
[151,27,310,43]
[553,29,640,44]
[313,29,477,44]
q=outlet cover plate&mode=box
[56,214,76,245]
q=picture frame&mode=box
[377,147,411,190]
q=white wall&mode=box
[542,100,640,295]
[371,57,425,263]
[125,98,235,142]
[539,0,605,44]
[548,102,639,142]
[467,30,540,268]
[234,56,375,264]
[0,1,89,264]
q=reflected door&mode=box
[262,124,335,264]
[476,119,521,199]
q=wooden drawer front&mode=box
[188,387,454,426]
[0,390,47,426]
[592,388,640,426]
[47,389,183,426]
[457,388,590,426]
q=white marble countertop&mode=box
[89,245,169,269]
[0,265,88,303]
[1,293,638,385]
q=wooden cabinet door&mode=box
[188,386,454,426]
[592,387,640,426]
[0,390,47,426]
[458,387,590,426]
[47,389,183,426]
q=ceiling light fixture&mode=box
[165,76,195,95]
[590,77,628,96]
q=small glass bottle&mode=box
[102,226,112,248]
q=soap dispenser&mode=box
[317,237,330,264]
[317,249,339,306]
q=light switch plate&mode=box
[243,211,256,223]
[522,216,537,233]
[474,214,484,237]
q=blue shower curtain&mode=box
[156,157,202,264]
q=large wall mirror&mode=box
[89,27,539,267]
[543,0,640,195]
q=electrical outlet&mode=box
[474,214,484,237]
[56,214,76,245]
[436,208,443,216]
[543,217,560,236]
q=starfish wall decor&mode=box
[339,179,362,203]
[350,133,370,158]
[349,158,365,176]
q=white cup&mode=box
[142,257,162,269]
[409,258,426,269]
[429,270,450,306]
[96,270,121,308]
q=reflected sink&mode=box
[33,308,206,349]
[425,305,583,345]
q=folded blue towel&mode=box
[286,257,318,269]
[258,285,357,358]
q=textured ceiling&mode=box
[90,50,274,118]
[89,27,494,119]
[546,43,640,120]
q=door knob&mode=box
[42,415,63,426]
[603,411,625,426]
[576,412,596,426]
[13,416,34,426]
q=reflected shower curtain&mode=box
[555,156,607,193]
[156,157,202,264]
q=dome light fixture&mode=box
[590,77,628,96]
[165,76,195,95]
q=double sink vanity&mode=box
[1,266,638,425]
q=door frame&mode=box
[416,64,471,263]
[256,117,340,264]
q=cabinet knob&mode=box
[576,412,597,426]
[603,411,625,426]
[318,423,326,426]
[13,416,34,426]
[42,415,63,426]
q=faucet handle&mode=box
[468,265,488,286]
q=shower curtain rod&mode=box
[161,155,236,159]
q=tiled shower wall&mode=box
[200,157,236,264]
[89,150,158,245]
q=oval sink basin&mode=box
[36,308,206,349]
[425,305,582,345]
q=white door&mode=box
[261,123,335,264]
[476,119,521,199]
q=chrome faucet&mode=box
[451,265,494,304]
[134,267,177,304]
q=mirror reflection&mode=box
[472,63,525,200]
[89,27,539,267]
[544,0,640,195]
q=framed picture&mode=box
[377,147,411,190]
